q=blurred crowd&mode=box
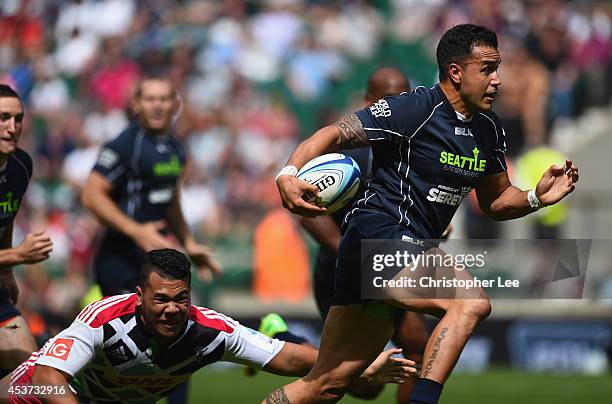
[0,0,610,333]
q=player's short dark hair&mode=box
[139,249,191,287]
[436,24,498,80]
[133,76,176,99]
[0,84,23,103]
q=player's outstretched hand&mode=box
[187,242,222,283]
[535,159,579,206]
[276,175,326,218]
[363,348,417,385]
[131,220,174,252]
[15,229,53,264]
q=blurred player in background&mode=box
[4,249,415,403]
[0,84,53,377]
[300,66,429,403]
[272,24,579,404]
[81,77,220,404]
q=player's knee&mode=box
[463,298,491,322]
[449,298,491,328]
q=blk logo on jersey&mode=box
[47,338,75,361]
[401,235,425,246]
[369,99,391,117]
[454,127,473,137]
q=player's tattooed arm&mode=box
[264,387,292,404]
[334,113,369,148]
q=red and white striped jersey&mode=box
[10,294,284,403]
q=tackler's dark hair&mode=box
[138,249,191,287]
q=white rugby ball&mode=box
[297,153,361,214]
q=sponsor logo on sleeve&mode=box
[46,338,75,361]
[97,148,119,169]
[244,327,275,353]
[369,99,391,117]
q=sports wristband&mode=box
[527,189,542,209]
[275,165,298,181]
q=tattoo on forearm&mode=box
[335,113,369,148]
[265,387,292,404]
[422,327,448,378]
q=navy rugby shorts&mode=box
[334,208,430,309]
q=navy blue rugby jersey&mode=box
[351,84,507,239]
[92,122,187,228]
[0,148,32,238]
[330,147,372,227]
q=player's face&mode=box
[0,97,24,156]
[137,272,191,345]
[133,80,178,133]
[458,45,501,113]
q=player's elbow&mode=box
[265,344,317,377]
[80,188,100,214]
[285,356,313,377]
[484,208,505,221]
[284,347,317,376]
[309,125,341,153]
[80,177,95,208]
[80,174,108,212]
[31,365,68,385]
[482,200,510,221]
[80,186,92,210]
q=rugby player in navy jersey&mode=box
[300,66,430,403]
[81,76,220,404]
[271,24,579,404]
[4,249,415,403]
[82,77,221,296]
[0,84,54,377]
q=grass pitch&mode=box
[185,366,611,403]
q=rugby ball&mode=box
[297,153,361,214]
